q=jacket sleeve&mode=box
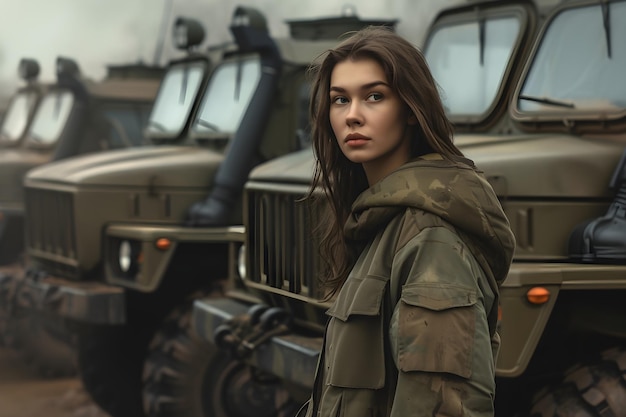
[388,226,498,417]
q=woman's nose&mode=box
[345,102,363,126]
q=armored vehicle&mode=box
[193,0,626,416]
[4,6,396,417]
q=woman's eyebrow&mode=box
[329,81,389,93]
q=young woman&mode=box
[303,26,516,417]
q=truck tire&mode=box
[77,323,148,417]
[143,300,300,417]
[529,347,626,417]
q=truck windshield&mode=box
[25,90,74,146]
[425,16,520,116]
[145,61,206,138]
[0,90,38,143]
[191,56,261,136]
[519,1,626,113]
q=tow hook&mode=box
[213,304,292,359]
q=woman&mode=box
[303,26,516,417]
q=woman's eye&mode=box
[332,96,348,104]
[367,93,383,102]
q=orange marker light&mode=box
[155,238,172,251]
[526,287,550,304]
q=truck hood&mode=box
[24,145,225,188]
[0,148,51,203]
[249,133,624,199]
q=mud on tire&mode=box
[530,346,626,417]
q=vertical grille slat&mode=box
[24,188,78,278]
[248,185,323,298]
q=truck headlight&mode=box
[111,238,142,278]
[119,240,132,272]
[237,244,246,280]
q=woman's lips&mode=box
[345,134,370,146]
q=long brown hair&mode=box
[307,26,462,298]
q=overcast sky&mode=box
[0,0,462,105]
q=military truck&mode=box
[0,11,212,387]
[0,55,162,375]
[0,58,47,267]
[0,57,161,269]
[3,6,397,417]
[193,0,626,416]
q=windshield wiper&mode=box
[519,95,575,109]
[30,132,45,142]
[601,1,612,58]
[180,67,189,104]
[478,18,485,66]
[148,120,168,132]
[196,119,219,132]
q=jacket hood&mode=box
[344,154,515,284]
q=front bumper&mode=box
[0,269,125,325]
[193,296,322,389]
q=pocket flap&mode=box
[327,276,388,321]
[401,282,476,311]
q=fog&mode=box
[0,0,463,107]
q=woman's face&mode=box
[329,57,415,185]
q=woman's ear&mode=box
[408,114,418,125]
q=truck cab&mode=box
[194,0,626,415]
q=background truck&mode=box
[0,55,162,376]
[0,57,47,269]
[3,6,395,417]
[193,0,626,416]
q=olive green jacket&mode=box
[304,155,515,417]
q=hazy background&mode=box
[0,0,463,108]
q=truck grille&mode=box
[246,183,325,299]
[25,188,78,277]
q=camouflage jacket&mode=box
[305,154,515,417]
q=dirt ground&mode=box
[0,347,110,417]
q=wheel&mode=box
[143,300,214,417]
[143,298,301,417]
[201,349,302,417]
[0,272,76,377]
[529,346,626,417]
[77,322,148,417]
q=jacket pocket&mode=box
[326,275,388,321]
[325,276,388,389]
[398,282,477,379]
